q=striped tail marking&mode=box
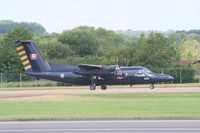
[16,44,32,72]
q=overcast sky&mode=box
[1,0,200,33]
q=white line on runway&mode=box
[1,120,200,124]
[1,128,200,132]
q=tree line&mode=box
[1,22,200,83]
[0,20,47,35]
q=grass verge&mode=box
[0,93,200,120]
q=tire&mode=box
[150,84,154,89]
[90,85,96,90]
[101,85,107,90]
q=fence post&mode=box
[35,78,37,87]
[54,81,56,87]
[179,68,182,84]
[0,73,2,88]
[20,73,22,88]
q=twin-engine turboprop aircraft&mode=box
[16,40,174,90]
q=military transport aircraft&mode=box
[16,40,174,90]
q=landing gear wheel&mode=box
[101,85,107,90]
[90,76,97,90]
[150,84,154,89]
[90,85,96,90]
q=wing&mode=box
[74,64,118,76]
[78,64,103,70]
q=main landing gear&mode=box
[90,85,96,90]
[90,85,107,90]
[90,76,97,90]
[90,76,108,90]
[150,84,154,89]
[101,85,107,90]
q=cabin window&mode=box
[132,70,138,74]
[144,68,153,74]
[138,70,142,74]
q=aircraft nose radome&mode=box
[168,75,174,82]
[164,75,174,82]
[152,74,174,83]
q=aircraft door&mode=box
[134,69,145,83]
[114,66,123,80]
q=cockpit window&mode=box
[138,69,142,73]
[144,68,153,73]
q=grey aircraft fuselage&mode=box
[16,40,174,90]
[28,66,173,86]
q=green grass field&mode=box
[0,93,200,120]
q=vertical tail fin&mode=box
[16,40,51,73]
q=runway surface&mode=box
[0,120,200,133]
[1,87,200,97]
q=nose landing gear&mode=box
[150,84,154,89]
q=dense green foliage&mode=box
[0,28,33,73]
[1,21,200,82]
[0,20,47,35]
